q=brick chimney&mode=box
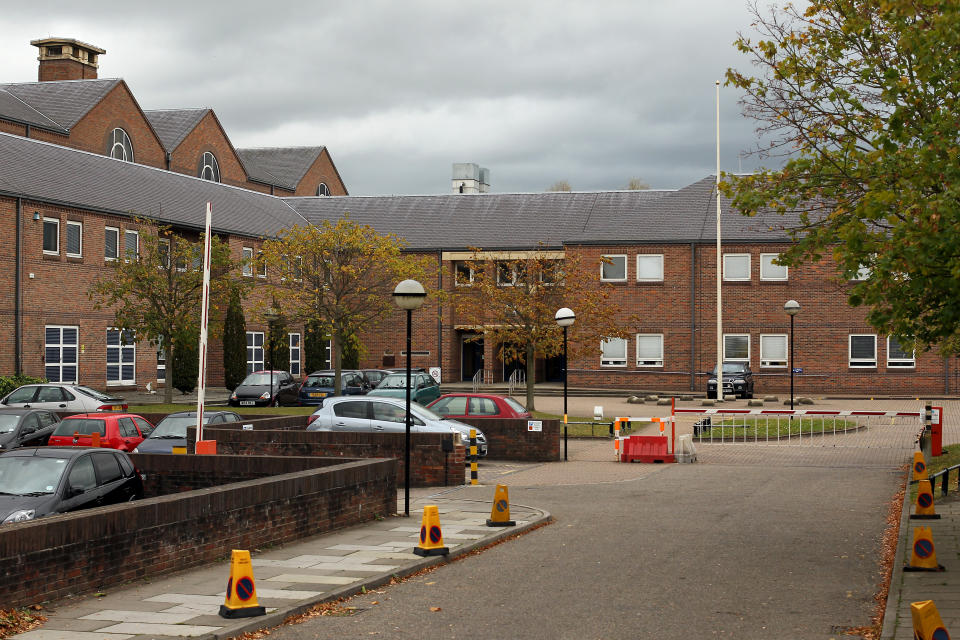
[30,38,105,82]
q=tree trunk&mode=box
[332,330,342,397]
[163,332,173,405]
[525,342,536,411]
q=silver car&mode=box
[307,396,487,457]
[1,384,127,412]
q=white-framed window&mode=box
[887,336,915,368]
[292,255,303,281]
[539,259,561,285]
[157,338,166,383]
[241,247,253,277]
[108,128,134,162]
[289,333,301,376]
[158,238,171,269]
[246,331,265,373]
[601,337,627,367]
[43,217,59,255]
[636,254,664,282]
[257,250,266,278]
[317,183,330,196]
[124,229,139,262]
[455,261,474,286]
[496,261,521,286]
[635,334,663,367]
[853,262,872,280]
[760,253,788,281]
[198,151,220,182]
[723,254,751,281]
[601,255,627,282]
[849,334,877,368]
[104,226,119,261]
[45,325,78,383]
[65,220,82,258]
[723,334,750,361]
[760,334,788,367]
[106,328,136,385]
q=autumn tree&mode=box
[546,180,573,192]
[223,288,247,391]
[89,221,243,403]
[725,1,960,353]
[453,250,627,410]
[624,177,650,190]
[258,217,432,393]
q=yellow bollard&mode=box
[486,484,516,527]
[913,451,930,483]
[911,600,950,640]
[218,550,266,618]
[911,480,941,520]
[905,527,944,572]
[414,505,449,557]
[469,428,478,485]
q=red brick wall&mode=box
[38,59,97,82]
[167,111,249,189]
[464,418,561,461]
[295,148,349,196]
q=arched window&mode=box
[317,183,330,196]
[198,152,221,182]
[108,128,134,162]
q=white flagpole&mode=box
[715,81,724,403]
[195,202,213,444]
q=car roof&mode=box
[62,413,141,419]
[0,446,113,459]
[165,410,236,418]
[323,396,405,407]
[437,393,503,399]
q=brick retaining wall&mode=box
[464,418,561,462]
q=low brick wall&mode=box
[466,418,561,461]
[0,455,396,608]
[190,427,466,487]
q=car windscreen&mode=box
[150,416,206,438]
[73,386,116,401]
[712,364,748,375]
[0,415,20,434]
[305,376,335,387]
[53,418,106,436]
[0,456,68,495]
[411,403,442,422]
[504,397,528,413]
[240,373,276,385]
[377,375,409,389]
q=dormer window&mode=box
[108,128,134,162]
[317,183,330,196]
[198,152,220,182]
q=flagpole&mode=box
[715,80,723,403]
[195,202,213,443]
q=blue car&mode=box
[133,410,241,454]
[297,370,368,406]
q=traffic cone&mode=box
[913,452,930,483]
[486,484,516,527]
[904,527,945,572]
[413,505,449,557]
[911,480,941,520]
[911,600,950,640]
[218,550,266,618]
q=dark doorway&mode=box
[544,353,564,382]
[500,343,525,382]
[460,335,484,382]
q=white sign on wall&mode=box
[429,367,442,384]
[527,420,543,432]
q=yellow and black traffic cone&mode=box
[911,600,950,640]
[904,527,945,572]
[486,484,516,527]
[911,480,941,520]
[414,505,449,557]
[219,550,266,618]
[913,451,930,483]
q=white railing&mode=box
[507,368,526,397]
[472,369,492,392]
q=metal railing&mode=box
[507,368,525,397]
[929,465,960,496]
[471,369,492,393]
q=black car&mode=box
[0,447,144,525]
[228,370,300,407]
[298,370,368,406]
[0,408,60,450]
[133,410,241,454]
[706,362,755,399]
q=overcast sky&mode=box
[2,1,775,196]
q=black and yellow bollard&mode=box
[486,484,516,527]
[469,428,478,486]
[219,550,266,618]
[911,480,942,520]
[913,451,930,483]
[414,505,449,557]
[911,600,950,640]
[904,526,945,572]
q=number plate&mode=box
[240,400,255,406]
[309,392,327,398]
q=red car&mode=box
[47,413,154,451]
[427,393,531,420]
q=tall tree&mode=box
[725,1,960,353]
[624,177,650,190]
[453,250,627,410]
[223,288,247,391]
[171,325,199,394]
[304,319,329,373]
[267,311,290,373]
[258,217,432,393]
[88,220,242,403]
[546,180,573,192]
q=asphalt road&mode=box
[264,441,903,639]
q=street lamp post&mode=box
[555,308,575,462]
[784,300,800,411]
[393,279,426,517]
[263,308,281,407]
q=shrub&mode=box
[0,375,47,398]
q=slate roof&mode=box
[0,132,305,238]
[0,78,120,132]
[236,147,325,191]
[143,109,209,152]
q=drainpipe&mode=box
[437,249,443,377]
[25,124,31,139]
[15,198,22,375]
[165,152,172,170]
[690,242,696,391]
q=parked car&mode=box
[47,413,154,451]
[706,362,755,399]
[359,369,393,389]
[133,410,241,454]
[0,408,60,450]
[297,370,368,406]
[0,447,143,524]
[368,372,441,405]
[0,384,127,412]
[306,396,487,456]
[228,370,300,407]
[427,393,531,420]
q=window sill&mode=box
[635,280,664,286]
[42,253,60,260]
[66,255,83,263]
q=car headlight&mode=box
[259,391,271,400]
[3,509,35,524]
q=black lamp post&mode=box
[263,308,281,407]
[393,279,426,517]
[784,300,800,411]
[555,307,575,462]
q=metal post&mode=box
[268,322,275,407]
[790,314,795,411]
[404,307,412,517]
[563,325,568,462]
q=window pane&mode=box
[43,219,58,253]
[636,255,663,281]
[724,334,750,360]
[850,336,875,359]
[601,338,627,365]
[66,222,81,256]
[105,228,119,259]
[601,256,626,281]
[125,231,138,260]
[636,335,662,359]
[760,334,787,366]
[760,254,787,280]
[723,254,750,280]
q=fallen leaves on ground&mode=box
[0,607,46,638]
